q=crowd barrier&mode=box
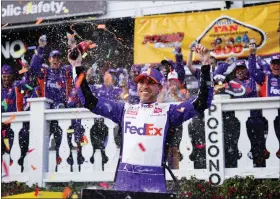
[1,95,280,187]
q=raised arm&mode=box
[169,44,213,127]
[30,36,47,76]
[173,47,186,84]
[186,42,197,75]
[248,42,265,84]
[256,55,271,74]
[68,51,124,124]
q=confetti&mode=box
[2,129,6,137]
[4,138,10,150]
[26,2,33,14]
[123,94,129,99]
[99,182,109,189]
[82,52,88,58]
[2,99,8,111]
[27,46,36,50]
[89,43,97,49]
[75,73,85,89]
[63,8,69,13]
[28,148,35,153]
[35,18,43,25]
[19,68,28,74]
[72,193,79,198]
[81,135,88,146]
[18,59,26,68]
[21,90,25,94]
[2,23,9,28]
[49,172,56,180]
[97,24,106,29]
[67,129,74,134]
[88,17,96,20]
[67,33,76,39]
[3,115,16,125]
[25,84,33,90]
[14,48,27,57]
[2,160,9,177]
[176,107,185,113]
[138,143,146,152]
[56,157,62,165]
[31,165,37,170]
[62,187,72,199]
[34,186,39,196]
[106,49,111,59]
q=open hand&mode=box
[195,44,210,65]
[249,38,256,54]
[38,35,47,48]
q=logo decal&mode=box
[196,16,266,57]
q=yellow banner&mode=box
[134,3,280,64]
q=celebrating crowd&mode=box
[1,34,280,179]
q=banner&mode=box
[1,17,134,81]
[134,3,280,64]
[1,1,106,25]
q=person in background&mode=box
[87,67,123,165]
[185,42,222,169]
[1,64,31,171]
[69,44,213,193]
[30,35,73,171]
[248,42,280,159]
[216,59,270,167]
[125,64,141,104]
[160,46,186,86]
[67,87,86,172]
[158,71,189,169]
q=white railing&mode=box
[1,96,280,187]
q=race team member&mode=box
[158,71,188,169]
[67,87,86,172]
[69,44,213,192]
[160,47,186,87]
[218,60,269,167]
[248,42,280,159]
[30,36,73,170]
[1,64,31,171]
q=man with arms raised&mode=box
[68,44,213,193]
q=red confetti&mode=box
[31,165,37,170]
[18,68,28,75]
[99,182,109,189]
[18,59,26,68]
[89,43,97,49]
[75,73,85,89]
[2,160,9,177]
[2,129,6,137]
[81,135,89,146]
[34,186,39,196]
[97,24,106,29]
[62,187,72,199]
[195,144,206,149]
[28,148,35,153]
[3,115,16,125]
[2,23,9,28]
[35,18,43,25]
[56,157,62,165]
[138,143,146,152]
